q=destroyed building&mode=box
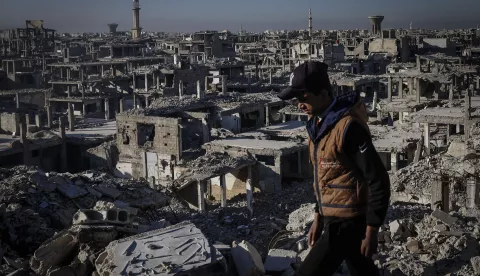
[1,3,480,276]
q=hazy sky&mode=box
[1,0,479,33]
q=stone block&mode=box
[431,209,457,226]
[231,240,265,276]
[53,176,88,199]
[263,249,298,273]
[30,231,78,275]
[405,239,421,254]
[93,185,121,199]
[72,209,131,225]
[86,187,102,198]
[286,203,315,232]
[30,172,56,192]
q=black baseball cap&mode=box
[278,61,331,100]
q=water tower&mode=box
[108,23,118,34]
[368,15,384,35]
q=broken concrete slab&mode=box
[95,222,226,275]
[56,183,88,199]
[93,185,121,199]
[121,187,170,209]
[30,230,79,275]
[86,187,102,198]
[431,209,457,226]
[263,249,298,273]
[231,240,265,276]
[30,172,56,192]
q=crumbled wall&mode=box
[115,114,182,179]
[0,112,20,134]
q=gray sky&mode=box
[1,0,479,33]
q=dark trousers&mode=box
[295,217,380,276]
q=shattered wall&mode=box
[116,114,181,179]
[368,38,398,55]
[0,112,20,133]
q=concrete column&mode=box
[269,69,272,84]
[431,179,449,211]
[16,93,20,108]
[119,98,125,112]
[399,112,403,124]
[35,114,41,128]
[197,80,203,99]
[104,99,110,120]
[82,103,87,116]
[398,78,403,98]
[416,55,421,71]
[221,75,227,93]
[465,91,471,120]
[25,114,31,131]
[220,174,227,208]
[80,68,85,82]
[466,178,478,208]
[246,165,253,216]
[205,76,209,91]
[178,80,184,98]
[202,118,210,143]
[132,72,137,90]
[67,103,75,131]
[265,104,270,126]
[197,181,206,213]
[415,78,421,103]
[456,124,461,134]
[67,86,72,98]
[20,122,30,165]
[133,94,137,109]
[59,116,68,172]
[449,84,454,101]
[434,81,441,99]
[408,77,414,96]
[282,113,286,123]
[156,73,160,89]
[100,66,103,78]
[67,68,71,81]
[476,76,480,90]
[424,123,430,156]
[390,152,399,173]
[145,96,149,108]
[46,105,52,128]
[377,111,382,121]
[387,76,392,102]
[145,72,148,91]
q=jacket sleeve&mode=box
[342,122,391,228]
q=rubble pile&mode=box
[391,147,479,206]
[175,180,314,258]
[179,152,255,178]
[264,201,480,275]
[127,92,279,116]
[210,128,235,139]
[0,166,171,275]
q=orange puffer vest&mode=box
[308,100,370,217]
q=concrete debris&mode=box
[431,209,458,226]
[286,203,315,232]
[231,240,265,276]
[95,222,226,275]
[263,249,299,273]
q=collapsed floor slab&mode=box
[95,221,226,275]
